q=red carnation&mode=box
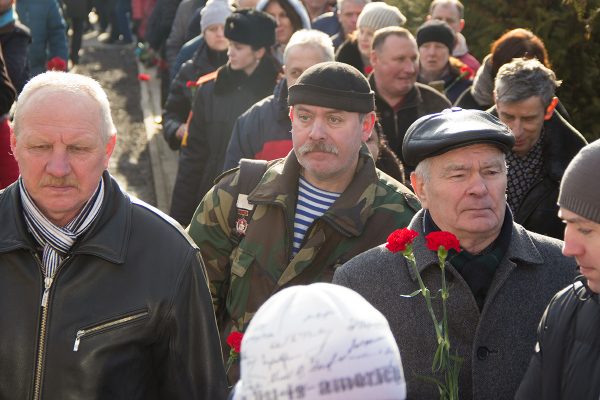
[137,73,151,81]
[386,228,419,253]
[425,231,461,253]
[226,331,243,354]
[459,65,474,80]
[186,80,198,88]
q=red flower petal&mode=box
[425,231,461,253]
[226,331,243,353]
[386,228,419,253]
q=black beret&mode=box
[288,61,375,113]
[402,108,515,167]
[416,19,455,53]
[225,9,276,49]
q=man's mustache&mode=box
[39,176,79,188]
[298,142,339,156]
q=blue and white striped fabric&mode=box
[292,176,340,256]
[20,177,104,280]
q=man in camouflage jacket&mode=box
[186,62,420,381]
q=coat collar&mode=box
[249,145,379,237]
[370,73,423,110]
[406,208,544,281]
[0,171,130,265]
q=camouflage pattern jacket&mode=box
[187,147,420,340]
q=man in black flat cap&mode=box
[334,108,576,400]
[187,61,420,384]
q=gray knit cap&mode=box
[558,139,600,224]
[201,0,233,33]
[357,2,406,31]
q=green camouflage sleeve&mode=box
[186,172,239,318]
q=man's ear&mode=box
[360,112,376,141]
[544,97,559,120]
[9,130,16,157]
[410,171,428,208]
[459,19,465,32]
[289,106,294,122]
[369,49,378,69]
[103,134,117,169]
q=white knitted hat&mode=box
[201,0,234,32]
[357,2,406,31]
[232,283,407,400]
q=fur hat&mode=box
[288,61,375,112]
[357,2,406,31]
[200,0,233,32]
[225,9,276,48]
[232,283,407,400]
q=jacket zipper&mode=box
[73,311,149,352]
[32,253,70,400]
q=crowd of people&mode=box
[0,0,598,399]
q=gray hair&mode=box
[429,0,464,19]
[336,0,370,13]
[414,157,433,183]
[13,71,116,144]
[494,57,561,107]
[283,29,335,65]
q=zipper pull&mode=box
[41,277,53,308]
[73,330,85,352]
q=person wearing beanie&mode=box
[162,0,232,150]
[230,283,407,399]
[335,1,406,75]
[416,19,473,104]
[335,107,576,399]
[169,9,281,226]
[186,60,419,385]
[256,0,311,64]
[517,139,600,400]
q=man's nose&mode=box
[467,174,489,196]
[509,120,523,139]
[46,150,71,176]
[308,118,327,140]
[562,227,583,258]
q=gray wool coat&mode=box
[333,209,577,400]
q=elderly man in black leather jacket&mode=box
[0,71,227,399]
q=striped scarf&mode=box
[19,177,104,279]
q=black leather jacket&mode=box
[490,107,587,239]
[0,173,228,400]
[516,281,600,400]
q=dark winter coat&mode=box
[169,57,280,226]
[516,281,600,400]
[15,0,68,76]
[418,59,472,104]
[162,38,227,150]
[0,21,30,93]
[370,75,451,167]
[335,37,366,74]
[0,172,228,399]
[62,0,93,18]
[489,107,587,239]
[223,78,290,171]
[334,209,577,399]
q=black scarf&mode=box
[424,206,513,311]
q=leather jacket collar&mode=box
[0,171,130,264]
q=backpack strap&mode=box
[228,159,268,246]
